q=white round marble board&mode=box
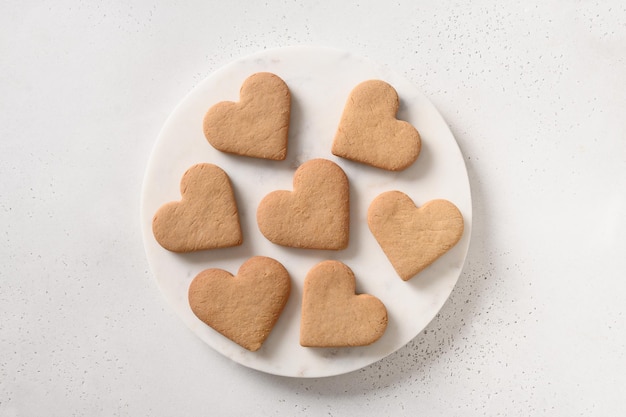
[140,46,472,378]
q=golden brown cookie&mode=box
[257,158,349,250]
[368,191,464,281]
[203,72,291,160]
[188,256,291,351]
[331,79,421,171]
[300,260,387,347]
[152,163,242,252]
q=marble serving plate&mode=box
[140,46,472,377]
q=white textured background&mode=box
[1,1,625,416]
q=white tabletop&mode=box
[2,1,625,415]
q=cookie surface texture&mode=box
[368,191,464,281]
[203,72,291,160]
[152,163,242,252]
[300,260,387,347]
[257,158,349,250]
[188,256,291,352]
[331,79,421,171]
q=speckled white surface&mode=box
[141,46,471,377]
[2,0,626,415]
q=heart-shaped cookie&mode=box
[331,79,421,171]
[257,158,349,250]
[368,191,464,281]
[152,163,242,252]
[203,72,291,160]
[188,256,291,351]
[300,260,387,347]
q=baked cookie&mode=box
[257,158,349,250]
[368,191,463,280]
[331,79,421,171]
[203,72,291,160]
[152,163,242,252]
[188,256,291,352]
[300,260,388,347]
